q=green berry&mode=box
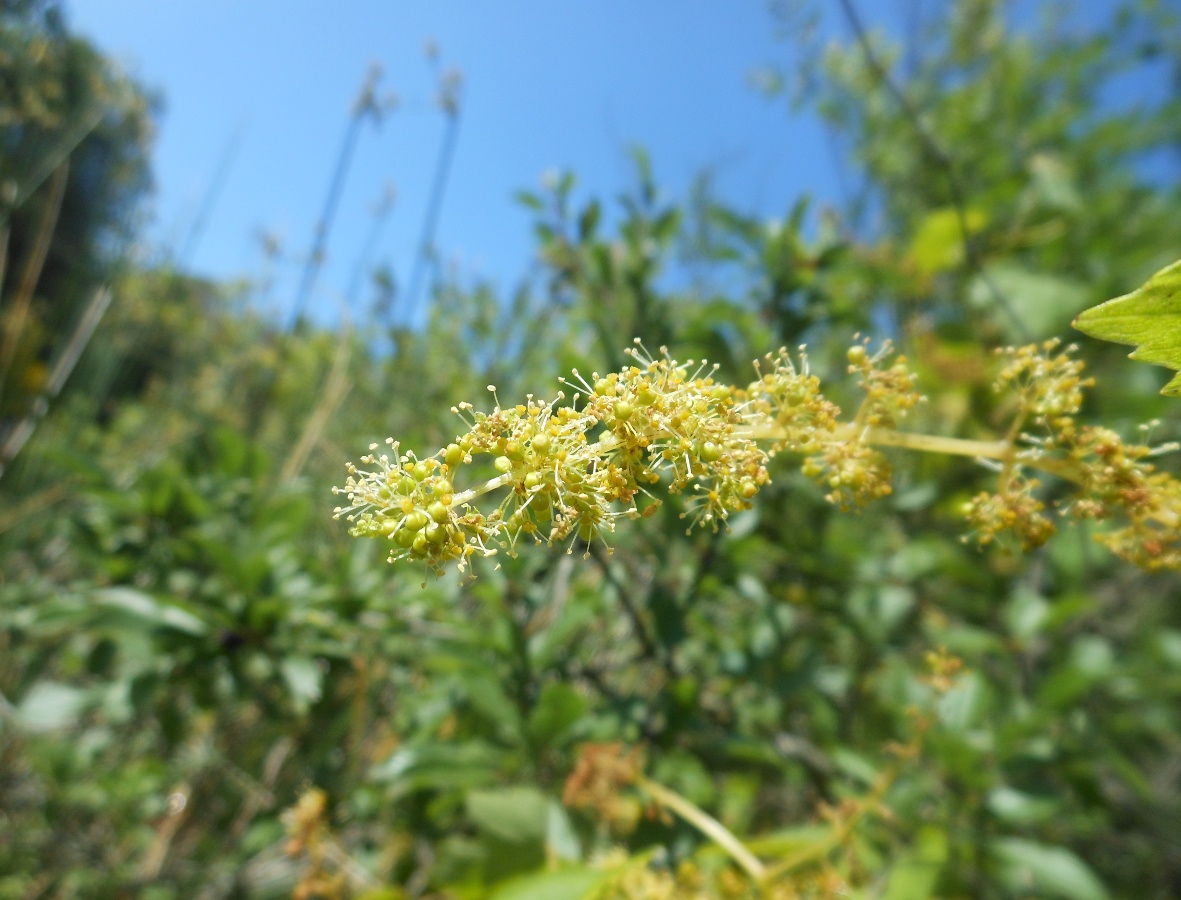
[428,501,450,524]
[494,456,513,473]
[444,443,464,466]
[847,346,868,366]
[531,432,551,454]
[614,401,633,423]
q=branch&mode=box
[835,0,1029,341]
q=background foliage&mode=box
[2,0,1180,897]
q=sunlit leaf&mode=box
[907,206,988,276]
[1073,258,1181,396]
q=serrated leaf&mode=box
[1073,259,1181,396]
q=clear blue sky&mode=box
[65,2,1154,326]
[66,2,846,325]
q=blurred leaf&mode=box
[971,264,1090,338]
[371,741,505,793]
[1073,258,1181,395]
[987,786,1059,825]
[280,656,323,708]
[16,682,86,732]
[1005,588,1049,641]
[578,200,601,241]
[466,787,550,844]
[883,826,948,900]
[546,800,582,861]
[907,206,987,276]
[489,867,604,900]
[991,838,1111,900]
[92,587,208,637]
[527,682,587,749]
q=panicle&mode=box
[334,338,1181,576]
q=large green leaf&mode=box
[1073,259,1181,396]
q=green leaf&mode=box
[1073,258,1181,396]
[370,741,504,793]
[883,827,948,900]
[466,787,550,844]
[991,838,1110,900]
[489,867,605,900]
[987,787,1059,825]
[527,682,587,749]
[92,587,208,636]
[546,800,582,862]
[970,264,1090,338]
[16,681,87,732]
[280,656,323,708]
[907,206,988,276]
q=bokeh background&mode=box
[2,1,1181,897]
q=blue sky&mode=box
[67,2,845,325]
[66,2,1162,327]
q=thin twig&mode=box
[0,483,69,535]
[835,0,1030,340]
[0,160,69,400]
[404,101,462,327]
[0,286,112,480]
[280,324,353,483]
[589,542,678,680]
[290,65,385,327]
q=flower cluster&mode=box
[562,741,646,833]
[336,342,777,574]
[335,338,1181,575]
[961,340,1181,568]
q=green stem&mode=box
[450,471,514,508]
[739,423,1086,485]
[636,775,767,886]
